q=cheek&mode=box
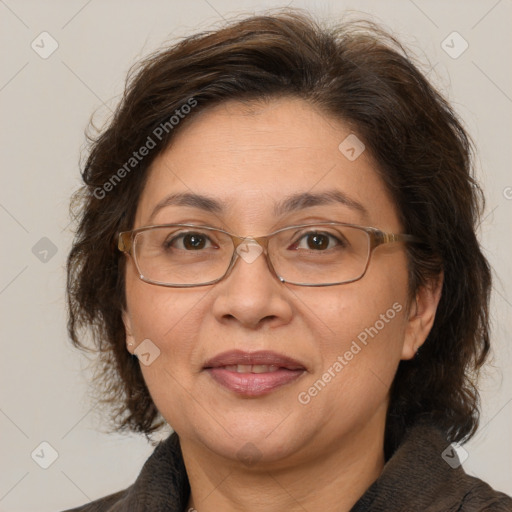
[125,274,215,429]
[124,271,210,375]
[292,265,409,418]
[293,300,406,436]
[296,251,408,347]
[125,261,202,336]
[297,285,407,372]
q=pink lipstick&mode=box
[203,350,306,397]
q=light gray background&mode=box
[0,1,511,510]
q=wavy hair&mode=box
[67,9,491,453]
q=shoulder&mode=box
[352,420,512,512]
[406,422,512,511]
[456,475,512,511]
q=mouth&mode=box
[203,350,307,397]
[221,364,288,373]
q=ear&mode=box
[122,310,136,353]
[401,272,443,360]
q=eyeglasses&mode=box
[118,222,419,288]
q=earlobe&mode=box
[122,310,136,353]
[401,272,443,360]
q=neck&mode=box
[181,413,386,512]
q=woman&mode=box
[64,10,512,512]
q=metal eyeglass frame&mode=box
[118,222,419,288]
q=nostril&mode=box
[221,313,279,329]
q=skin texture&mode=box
[123,97,442,512]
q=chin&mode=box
[185,410,313,466]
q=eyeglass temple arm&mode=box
[375,231,419,246]
[118,232,133,253]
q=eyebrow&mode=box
[149,192,223,223]
[148,189,368,223]
[274,190,368,218]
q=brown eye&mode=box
[306,233,330,250]
[292,231,341,251]
[164,232,211,251]
[182,234,207,250]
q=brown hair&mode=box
[67,9,491,453]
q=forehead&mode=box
[135,97,400,231]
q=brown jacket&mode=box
[63,421,512,511]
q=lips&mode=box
[203,350,306,397]
[222,364,281,373]
[204,350,306,370]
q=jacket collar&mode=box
[121,433,189,511]
[350,420,470,511]
[118,421,495,511]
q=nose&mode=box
[211,240,293,329]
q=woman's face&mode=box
[123,97,433,468]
